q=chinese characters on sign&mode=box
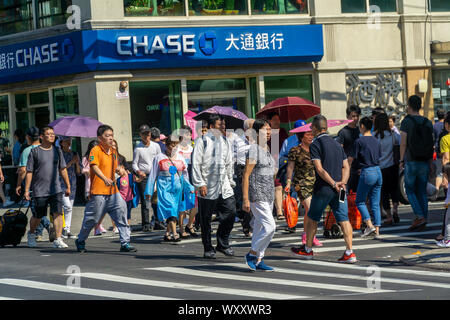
[346,71,407,122]
[0,52,15,71]
[225,33,284,51]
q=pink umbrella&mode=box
[290,119,353,133]
[184,110,198,140]
[256,97,321,123]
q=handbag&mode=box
[283,193,298,229]
[391,132,400,165]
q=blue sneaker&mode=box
[245,253,257,271]
[75,239,86,253]
[256,259,274,272]
[120,243,137,252]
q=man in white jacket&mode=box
[192,114,236,259]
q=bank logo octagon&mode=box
[199,32,217,56]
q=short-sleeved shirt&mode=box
[434,121,445,149]
[400,115,433,162]
[440,133,450,155]
[26,146,66,197]
[247,144,276,204]
[310,133,347,193]
[19,144,39,167]
[353,136,382,169]
[336,125,360,169]
[288,145,315,201]
[89,145,119,195]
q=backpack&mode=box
[407,116,434,162]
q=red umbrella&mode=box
[256,97,320,123]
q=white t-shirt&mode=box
[132,141,161,175]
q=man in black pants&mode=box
[192,114,236,259]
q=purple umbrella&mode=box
[193,106,248,129]
[49,116,103,138]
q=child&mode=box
[437,163,450,248]
[116,156,139,227]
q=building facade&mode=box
[0,0,449,163]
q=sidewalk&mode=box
[400,248,450,271]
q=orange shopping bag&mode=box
[283,194,298,228]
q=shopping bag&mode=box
[283,194,298,228]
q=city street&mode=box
[0,202,449,301]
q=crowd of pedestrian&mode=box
[5,93,450,272]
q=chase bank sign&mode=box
[116,32,218,56]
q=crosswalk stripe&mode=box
[0,279,174,300]
[78,272,307,300]
[145,267,394,294]
[212,263,450,290]
[287,260,450,278]
[0,296,21,300]
[308,240,435,253]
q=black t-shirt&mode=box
[354,136,382,169]
[310,133,347,193]
[336,125,360,169]
[400,115,433,162]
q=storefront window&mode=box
[341,0,366,13]
[130,80,182,146]
[264,74,313,104]
[0,0,33,37]
[432,69,450,116]
[29,91,49,105]
[0,95,12,166]
[53,86,79,117]
[187,78,247,116]
[369,0,396,12]
[15,93,27,111]
[124,0,186,16]
[429,0,450,12]
[37,0,72,28]
[189,0,248,16]
[251,0,307,15]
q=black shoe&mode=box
[203,251,216,259]
[216,247,234,257]
[75,239,87,253]
[185,225,199,238]
[120,243,137,252]
[285,227,296,233]
[142,224,153,232]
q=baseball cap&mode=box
[150,127,160,139]
[160,134,167,140]
[294,119,307,129]
[26,126,39,139]
[139,124,151,134]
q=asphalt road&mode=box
[0,202,449,302]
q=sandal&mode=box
[163,234,172,242]
[172,234,181,242]
[180,232,190,239]
[277,215,285,220]
[435,234,444,241]
[185,225,199,238]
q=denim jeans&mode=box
[35,216,50,236]
[404,161,430,219]
[308,187,348,223]
[356,166,383,227]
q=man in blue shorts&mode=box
[291,115,356,263]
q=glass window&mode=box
[37,0,72,29]
[130,80,182,146]
[264,74,313,104]
[15,94,27,111]
[369,0,396,12]
[53,86,79,117]
[187,78,247,116]
[251,0,307,15]
[0,95,12,165]
[124,0,186,16]
[0,0,33,37]
[29,91,49,105]
[432,69,450,115]
[341,0,366,13]
[429,0,450,12]
[189,0,248,16]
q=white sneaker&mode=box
[94,228,102,236]
[113,227,119,234]
[436,239,450,248]
[53,238,68,249]
[27,232,37,248]
[361,227,376,238]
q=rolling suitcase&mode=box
[0,201,30,248]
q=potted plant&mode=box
[125,0,154,16]
[202,0,224,15]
